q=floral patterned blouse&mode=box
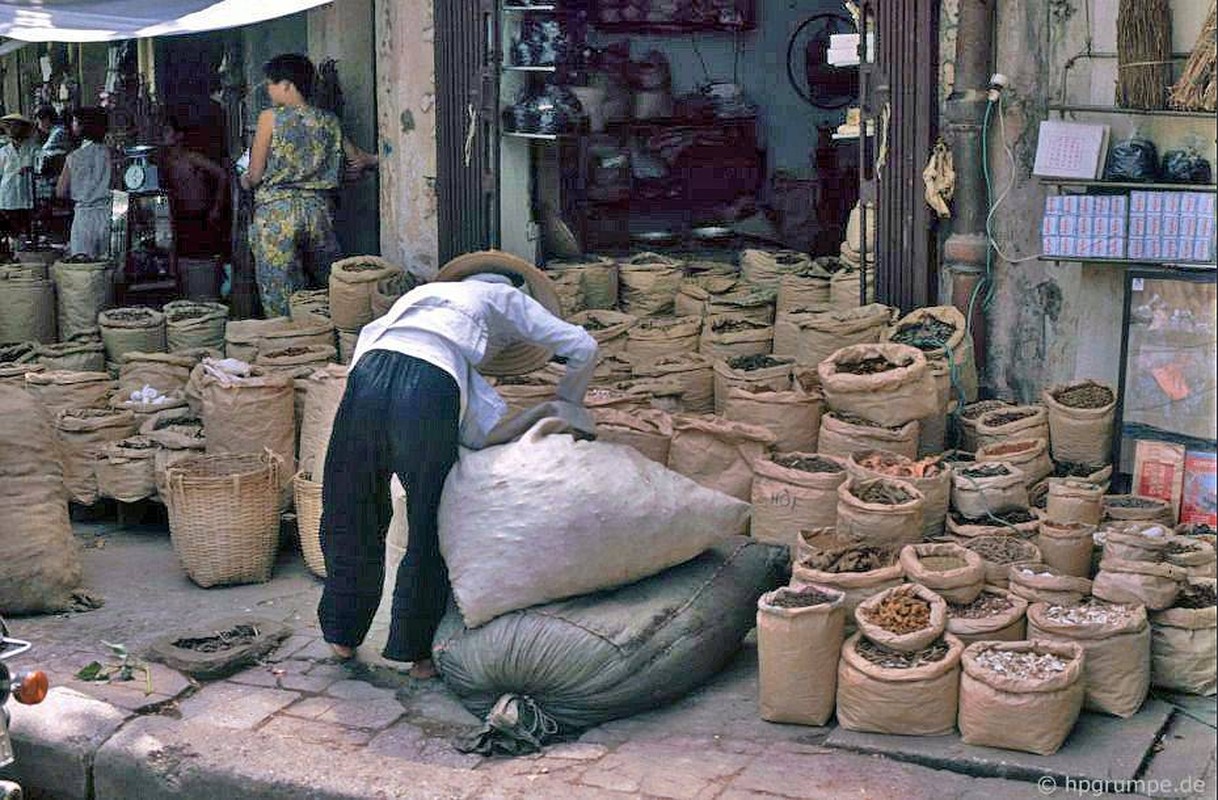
[254,105,344,205]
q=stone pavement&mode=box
[2,519,1215,800]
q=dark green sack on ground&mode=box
[436,538,786,752]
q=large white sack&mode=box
[438,417,751,627]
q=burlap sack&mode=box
[1036,520,1097,578]
[571,310,637,357]
[1165,537,1217,579]
[1008,564,1094,606]
[0,342,36,365]
[712,355,794,415]
[959,640,1086,755]
[836,477,925,549]
[855,583,948,653]
[947,512,1041,541]
[584,387,648,413]
[976,438,1052,488]
[667,415,775,503]
[592,353,636,385]
[98,308,167,361]
[289,289,331,326]
[0,273,56,344]
[164,301,228,352]
[109,391,188,430]
[723,377,822,453]
[199,370,297,493]
[951,462,1029,520]
[0,386,81,614]
[0,361,43,389]
[776,263,832,317]
[607,377,685,414]
[328,256,402,330]
[52,259,113,340]
[53,408,138,505]
[618,254,684,317]
[828,263,876,310]
[119,351,201,395]
[847,450,952,540]
[1103,495,1175,526]
[757,584,846,725]
[791,547,903,626]
[791,304,890,369]
[698,315,774,361]
[1092,558,1186,610]
[946,586,1029,645]
[625,316,702,362]
[1102,522,1174,561]
[1043,381,1117,466]
[546,258,619,315]
[818,343,938,428]
[740,249,809,290]
[632,353,714,413]
[225,317,336,363]
[705,288,776,325]
[298,364,349,476]
[1027,601,1150,717]
[95,436,160,503]
[751,453,848,547]
[883,306,978,401]
[673,273,739,318]
[772,305,833,358]
[961,536,1043,588]
[817,412,919,460]
[24,370,114,417]
[900,543,986,604]
[957,400,1011,453]
[836,632,963,736]
[917,361,952,457]
[36,339,105,372]
[140,407,206,499]
[974,405,1050,450]
[1150,579,1217,696]
[590,408,673,464]
[255,344,338,375]
[1046,479,1105,526]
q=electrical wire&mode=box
[987,93,1045,265]
[691,33,713,86]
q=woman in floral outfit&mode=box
[239,53,376,317]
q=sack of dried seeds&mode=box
[1092,558,1187,611]
[757,585,847,725]
[835,632,964,736]
[836,477,926,550]
[855,583,947,653]
[946,586,1028,645]
[899,543,986,604]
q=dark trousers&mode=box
[316,350,460,662]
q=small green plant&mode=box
[75,641,154,695]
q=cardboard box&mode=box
[1133,440,1186,523]
[1181,451,1217,528]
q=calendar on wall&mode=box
[1033,120,1111,180]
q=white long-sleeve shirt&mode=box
[351,281,598,447]
[0,139,36,210]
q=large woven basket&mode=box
[293,471,326,578]
[165,451,282,588]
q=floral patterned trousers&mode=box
[250,193,341,318]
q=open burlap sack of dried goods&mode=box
[947,508,1041,541]
[884,305,978,403]
[667,415,775,502]
[606,377,686,414]
[751,453,848,547]
[24,370,114,417]
[198,366,297,497]
[590,408,673,464]
[835,632,963,736]
[53,407,138,505]
[674,274,740,318]
[1037,520,1098,578]
[297,364,348,477]
[792,541,903,625]
[917,360,953,457]
[632,352,714,413]
[848,450,951,539]
[369,272,419,321]
[951,461,1029,520]
[961,535,1043,588]
[1165,536,1217,579]
[1053,461,1113,491]
[818,343,938,428]
[705,286,777,325]
[109,388,188,430]
[545,257,619,315]
[140,407,206,500]
[1042,380,1117,467]
[757,584,846,726]
[1150,579,1216,696]
[724,372,821,453]
[828,261,876,310]
[118,351,203,396]
[0,271,56,344]
[790,304,890,370]
[900,544,986,604]
[1008,564,1094,606]
[0,361,43,389]
[974,405,1049,450]
[712,354,793,415]
[1027,600,1150,718]
[776,258,835,316]
[289,288,331,326]
[976,438,1052,488]
[98,307,167,361]
[625,315,701,362]
[0,342,36,366]
[1046,479,1105,526]
[0,385,82,614]
[164,301,228,352]
[946,586,1029,645]
[772,305,831,358]
[618,253,684,317]
[1104,495,1175,526]
[855,583,948,653]
[836,476,925,550]
[328,255,403,330]
[255,344,338,375]
[1092,558,1186,610]
[1102,521,1174,561]
[437,419,753,626]
[956,399,1010,453]
[52,257,113,341]
[571,310,637,357]
[35,338,105,372]
[96,436,161,503]
[225,317,336,364]
[817,412,919,460]
[958,640,1085,755]
[739,249,809,290]
[698,315,773,362]
[434,539,786,746]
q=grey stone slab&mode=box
[258,716,375,748]
[227,666,284,688]
[1156,691,1218,730]
[1141,713,1217,799]
[730,750,975,800]
[325,679,396,702]
[266,633,317,662]
[63,661,195,713]
[281,694,404,730]
[175,682,301,730]
[92,715,491,800]
[956,776,1151,800]
[0,687,130,800]
[365,721,483,770]
[824,699,1176,785]
[578,739,753,800]
[400,685,483,728]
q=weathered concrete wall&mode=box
[373,0,439,280]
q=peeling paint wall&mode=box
[374,0,439,281]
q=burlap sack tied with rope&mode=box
[328,255,403,330]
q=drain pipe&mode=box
[942,0,997,385]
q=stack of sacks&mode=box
[837,202,876,307]
[328,256,404,363]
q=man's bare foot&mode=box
[409,658,438,680]
[329,643,356,661]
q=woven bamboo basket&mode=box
[165,450,283,588]
[293,471,326,578]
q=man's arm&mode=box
[499,289,599,405]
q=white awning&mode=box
[0,0,333,43]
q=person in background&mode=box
[160,116,229,259]
[33,106,70,238]
[238,53,377,317]
[317,264,598,680]
[55,107,113,258]
[0,113,38,243]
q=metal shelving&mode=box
[1039,178,1218,193]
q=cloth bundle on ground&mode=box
[435,538,787,752]
[437,418,753,627]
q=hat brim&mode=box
[1,114,33,126]
[435,250,563,377]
